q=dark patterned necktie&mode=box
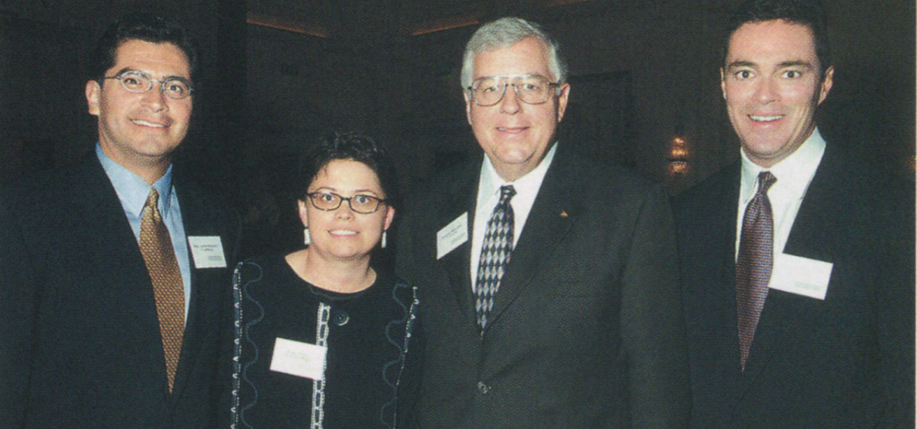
[475,185,516,329]
[139,188,185,392]
[736,171,777,371]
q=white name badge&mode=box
[769,253,833,300]
[187,236,227,268]
[437,213,468,260]
[270,337,327,380]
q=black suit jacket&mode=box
[396,145,690,428]
[673,145,915,428]
[0,154,240,428]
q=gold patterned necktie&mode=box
[735,171,776,371]
[139,188,184,392]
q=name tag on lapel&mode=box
[187,236,227,268]
[437,213,468,260]
[769,253,833,300]
[271,337,327,380]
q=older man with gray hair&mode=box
[397,16,689,428]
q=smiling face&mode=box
[721,20,833,168]
[466,36,570,181]
[299,159,395,263]
[86,39,193,183]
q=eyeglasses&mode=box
[305,191,387,214]
[105,70,194,100]
[467,74,560,107]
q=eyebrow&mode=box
[110,67,191,81]
[110,67,134,77]
[725,61,756,70]
[776,60,815,70]
[475,73,547,81]
[725,60,814,70]
[311,187,381,196]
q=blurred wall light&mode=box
[668,135,689,175]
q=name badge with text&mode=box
[270,337,327,380]
[437,213,468,260]
[188,236,227,268]
[770,253,833,300]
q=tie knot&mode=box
[499,185,517,203]
[144,188,162,219]
[145,188,161,209]
[757,171,776,194]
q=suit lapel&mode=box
[738,149,841,394]
[77,155,158,309]
[78,156,146,263]
[434,162,480,326]
[703,164,749,396]
[77,156,173,395]
[167,176,230,402]
[169,182,201,401]
[782,145,843,262]
[485,149,580,329]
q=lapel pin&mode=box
[560,210,568,218]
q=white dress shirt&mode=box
[736,128,826,285]
[470,143,557,293]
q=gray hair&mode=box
[460,17,568,90]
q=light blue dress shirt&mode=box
[96,144,192,318]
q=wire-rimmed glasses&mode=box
[105,70,194,100]
[467,74,560,106]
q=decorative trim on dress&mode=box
[310,302,332,428]
[231,261,265,429]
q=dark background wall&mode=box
[1,0,913,256]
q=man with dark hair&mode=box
[397,16,689,428]
[0,12,239,428]
[88,12,200,86]
[674,0,914,427]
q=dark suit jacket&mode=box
[673,145,915,428]
[0,154,240,428]
[396,145,690,428]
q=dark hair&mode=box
[297,132,401,212]
[88,12,199,85]
[723,0,831,80]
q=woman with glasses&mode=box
[228,132,419,428]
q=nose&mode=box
[335,200,356,218]
[141,85,170,112]
[499,83,522,114]
[755,77,780,104]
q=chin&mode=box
[330,249,371,261]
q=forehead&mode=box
[473,37,552,79]
[111,39,191,77]
[726,20,818,66]
[312,159,383,192]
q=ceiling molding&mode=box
[246,12,329,37]
[407,14,481,35]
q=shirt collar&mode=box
[96,143,174,217]
[740,128,826,204]
[478,142,557,205]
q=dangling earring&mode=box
[304,228,311,245]
[381,231,387,249]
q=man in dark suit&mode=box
[397,17,689,428]
[0,13,239,428]
[673,0,915,427]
